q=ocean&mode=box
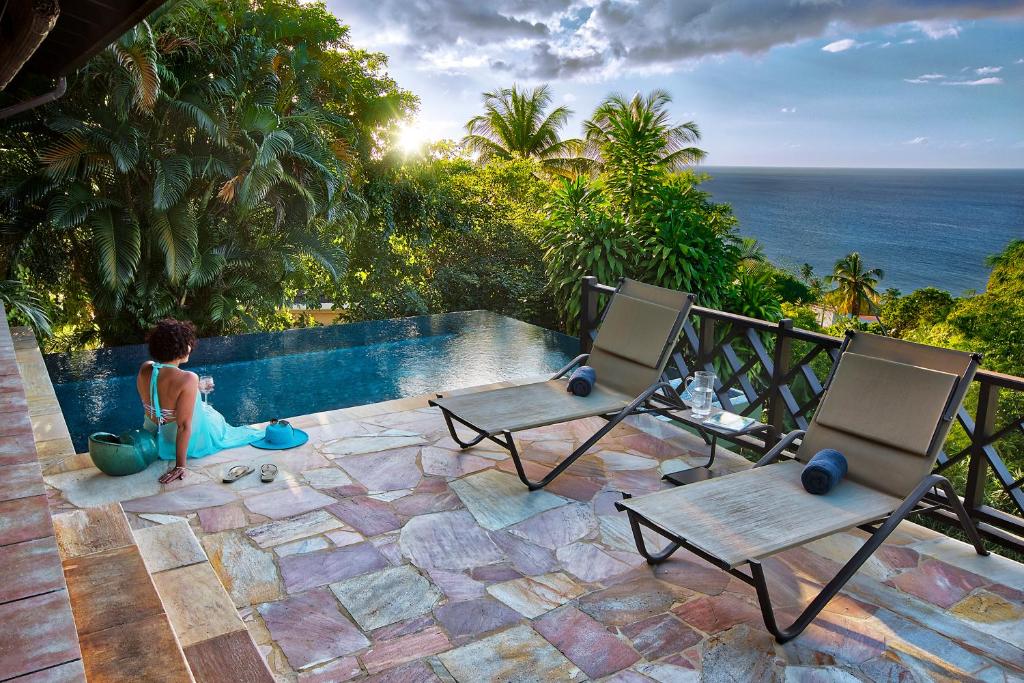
[701,167,1024,295]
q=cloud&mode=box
[904,73,945,84]
[911,20,961,39]
[780,107,796,113]
[1017,58,1024,64]
[975,65,1003,74]
[332,0,1024,79]
[941,76,1004,85]
[905,136,929,145]
[822,39,860,53]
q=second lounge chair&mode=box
[615,331,989,643]
[430,278,694,489]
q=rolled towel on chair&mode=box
[801,449,848,495]
[567,365,597,397]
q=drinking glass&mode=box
[685,371,716,417]
[198,375,215,405]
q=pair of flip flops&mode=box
[223,463,277,483]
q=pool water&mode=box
[46,311,578,453]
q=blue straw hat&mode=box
[252,419,309,450]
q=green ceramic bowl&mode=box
[88,429,158,476]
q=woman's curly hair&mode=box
[147,319,197,363]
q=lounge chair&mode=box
[615,331,988,643]
[430,279,694,490]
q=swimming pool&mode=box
[46,311,578,453]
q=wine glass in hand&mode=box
[198,375,215,405]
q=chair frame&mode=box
[431,281,694,490]
[615,331,989,643]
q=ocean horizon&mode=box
[702,166,1024,296]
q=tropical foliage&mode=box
[462,85,585,177]
[0,0,413,344]
[825,251,885,317]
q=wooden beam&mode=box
[0,0,60,90]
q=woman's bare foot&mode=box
[159,467,186,484]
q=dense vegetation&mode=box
[0,0,1020,523]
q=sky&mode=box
[327,0,1024,168]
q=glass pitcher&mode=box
[685,371,717,417]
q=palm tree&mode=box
[583,89,705,217]
[799,262,814,283]
[462,85,585,176]
[738,237,766,266]
[825,252,885,317]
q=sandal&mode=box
[261,464,278,483]
[223,465,254,483]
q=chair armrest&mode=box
[550,354,590,380]
[753,429,805,468]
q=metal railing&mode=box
[580,276,1024,554]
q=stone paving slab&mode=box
[33,392,1024,682]
[243,485,336,520]
[257,587,370,671]
[330,564,441,630]
[245,509,344,548]
[135,520,207,573]
[437,624,581,682]
[450,469,568,530]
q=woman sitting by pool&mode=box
[138,319,260,483]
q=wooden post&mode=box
[767,318,794,446]
[579,276,598,353]
[964,380,997,513]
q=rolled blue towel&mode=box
[801,449,848,495]
[567,365,597,397]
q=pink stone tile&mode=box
[420,446,494,478]
[622,613,701,659]
[556,542,639,582]
[0,536,65,603]
[618,433,680,458]
[198,504,248,533]
[13,658,87,682]
[877,545,920,571]
[297,656,362,682]
[427,570,486,601]
[327,497,402,536]
[673,593,762,634]
[507,503,595,550]
[470,564,522,583]
[0,462,44,501]
[0,392,28,414]
[122,484,238,513]
[370,615,435,641]
[0,590,81,679]
[578,577,687,627]
[0,411,33,437]
[243,485,335,520]
[434,597,521,641]
[0,494,52,546]
[336,448,422,492]
[489,531,559,576]
[325,529,364,547]
[360,626,451,674]
[653,557,731,596]
[392,490,462,517]
[363,660,439,683]
[257,588,369,670]
[886,559,988,609]
[533,605,640,679]
[0,432,37,465]
[279,543,388,593]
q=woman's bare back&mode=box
[137,362,196,423]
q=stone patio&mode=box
[40,390,1024,682]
